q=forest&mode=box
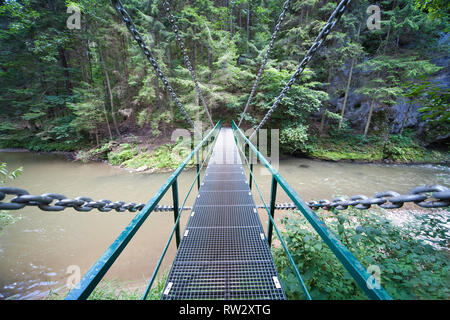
[0,0,449,168]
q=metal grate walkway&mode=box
[161,128,285,300]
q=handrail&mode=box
[233,131,312,300]
[65,121,222,300]
[141,126,219,299]
[231,120,392,300]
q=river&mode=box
[0,151,448,299]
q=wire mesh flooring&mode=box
[161,128,285,300]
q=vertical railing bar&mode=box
[249,149,253,190]
[195,150,201,190]
[172,178,180,248]
[267,176,278,247]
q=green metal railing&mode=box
[65,121,221,300]
[231,121,392,300]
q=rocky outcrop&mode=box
[323,32,449,140]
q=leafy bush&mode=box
[383,130,426,162]
[273,207,449,300]
[280,125,309,154]
[107,143,138,166]
[0,162,23,233]
[122,143,193,170]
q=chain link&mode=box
[162,0,213,127]
[2,185,448,213]
[238,0,291,127]
[249,0,351,140]
[111,0,199,132]
[258,184,450,211]
[0,187,191,213]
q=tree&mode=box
[356,55,441,136]
[403,78,450,139]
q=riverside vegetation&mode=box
[0,0,449,300]
[0,0,448,169]
[0,163,23,233]
[273,206,449,299]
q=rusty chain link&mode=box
[1,185,448,213]
[249,0,352,140]
[111,0,199,132]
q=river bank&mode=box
[0,149,448,300]
[2,136,448,174]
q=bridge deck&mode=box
[161,128,285,300]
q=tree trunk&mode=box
[320,66,334,134]
[121,34,130,105]
[94,126,99,146]
[98,47,121,138]
[230,2,233,39]
[193,35,197,71]
[364,100,375,136]
[239,3,242,29]
[339,24,360,130]
[102,102,113,141]
[208,48,212,82]
[319,107,327,134]
[246,0,250,44]
[338,57,355,130]
[87,44,93,84]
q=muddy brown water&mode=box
[0,151,448,299]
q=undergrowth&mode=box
[298,128,448,163]
[46,274,168,300]
[273,207,450,300]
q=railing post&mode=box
[172,178,180,248]
[267,176,278,247]
[249,149,253,190]
[196,150,200,190]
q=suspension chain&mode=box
[238,0,291,127]
[111,0,198,131]
[0,187,192,212]
[261,185,450,211]
[1,185,448,212]
[162,0,214,127]
[249,0,351,140]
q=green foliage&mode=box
[274,207,450,300]
[107,143,139,166]
[383,130,426,162]
[122,141,193,170]
[279,125,309,154]
[0,162,23,184]
[299,126,447,163]
[403,78,450,140]
[0,0,447,161]
[414,0,450,21]
[47,274,168,300]
[0,162,23,233]
[356,55,441,106]
[87,280,142,300]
